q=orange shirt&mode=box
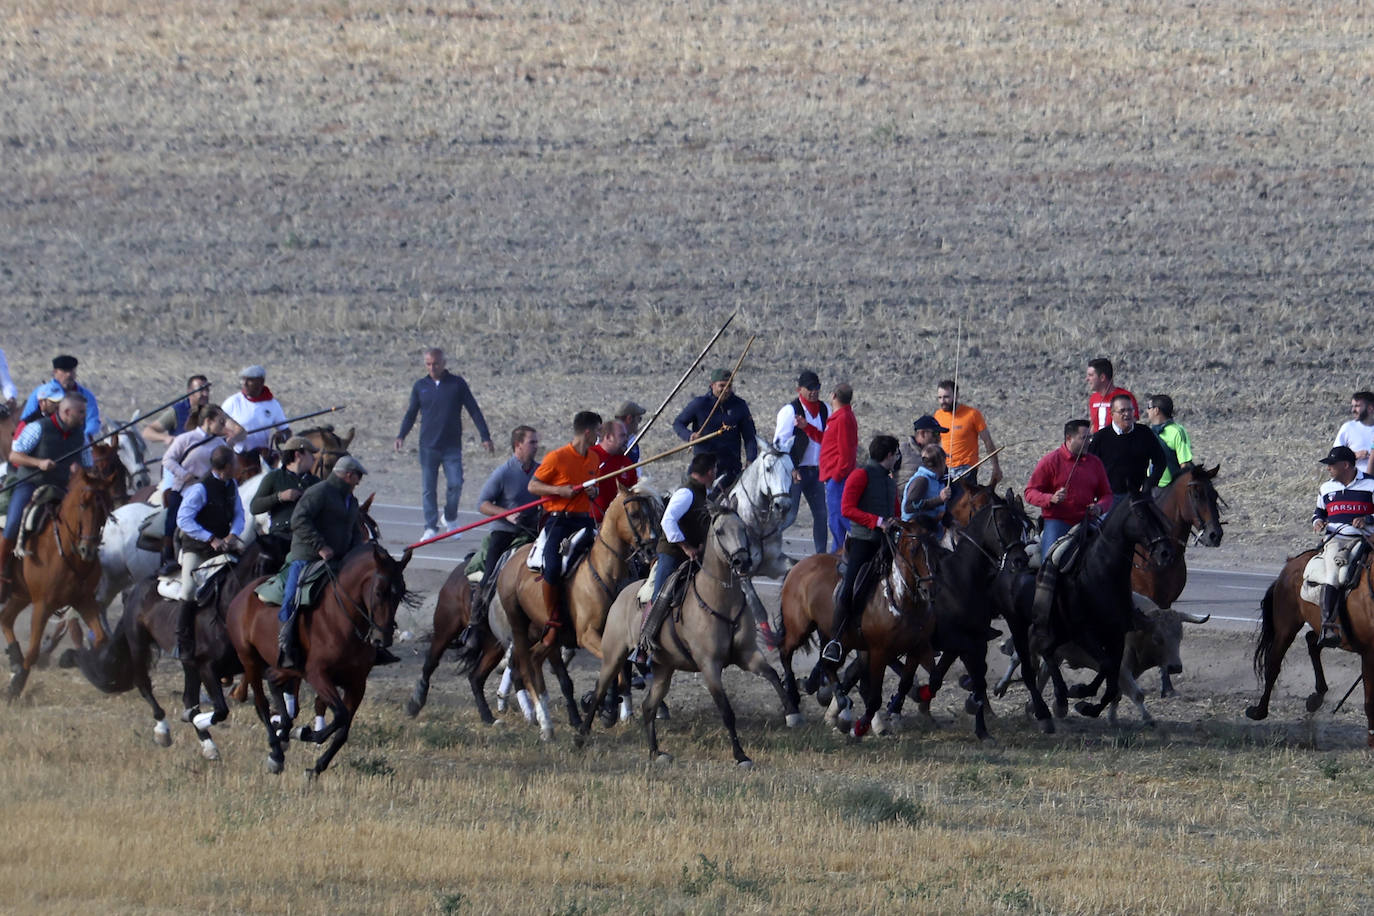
[934,404,987,468]
[535,443,601,514]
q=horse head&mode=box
[606,483,663,565]
[65,465,117,563]
[707,503,755,576]
[103,420,151,491]
[966,492,1034,571]
[353,544,415,651]
[886,519,936,605]
[1182,463,1224,548]
[1120,493,1177,569]
[732,438,792,524]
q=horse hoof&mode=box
[1160,686,1177,699]
[153,724,172,747]
[573,733,586,749]
[656,704,670,721]
[1244,705,1268,721]
[1305,693,1325,714]
[816,684,833,705]
[964,695,981,716]
[737,759,754,770]
[57,649,78,669]
[1037,718,1055,735]
[404,699,422,718]
[266,756,284,775]
[1074,701,1101,719]
[496,697,508,713]
[653,753,673,766]
[539,727,554,743]
[201,741,220,761]
[488,718,505,728]
[978,733,997,746]
[1053,700,1068,720]
[785,713,803,728]
[304,768,318,782]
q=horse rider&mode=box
[1024,419,1113,564]
[590,418,637,522]
[0,394,90,602]
[774,369,828,556]
[1146,393,1194,492]
[672,368,757,493]
[249,436,321,574]
[173,445,245,660]
[1086,357,1138,434]
[933,379,1003,487]
[158,405,232,573]
[615,401,646,464]
[634,452,717,665]
[1308,445,1374,648]
[525,411,602,648]
[1024,419,1113,653]
[901,443,952,542]
[0,346,16,411]
[821,434,901,666]
[462,425,540,647]
[221,365,289,458]
[819,383,857,552]
[1086,393,1167,502]
[141,374,211,445]
[277,455,395,668]
[19,355,101,440]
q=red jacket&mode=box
[818,404,857,482]
[1089,386,1138,433]
[841,465,899,528]
[1024,445,1113,523]
[589,445,637,520]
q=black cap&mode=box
[52,355,78,371]
[912,415,948,434]
[797,370,821,390]
[1320,445,1358,465]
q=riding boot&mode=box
[1028,563,1060,658]
[174,600,197,662]
[373,646,401,665]
[0,535,14,603]
[461,583,492,649]
[1317,585,1343,649]
[277,605,303,670]
[540,581,563,648]
[821,605,851,665]
[158,536,176,574]
[634,587,677,665]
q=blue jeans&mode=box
[279,559,308,622]
[652,551,683,602]
[1040,518,1073,565]
[824,478,850,553]
[781,466,827,555]
[419,446,463,529]
[3,480,34,541]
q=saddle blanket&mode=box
[156,553,237,604]
[525,526,593,577]
[254,559,332,610]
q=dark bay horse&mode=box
[75,543,267,760]
[579,506,798,766]
[1132,464,1224,609]
[227,543,415,775]
[2,465,119,699]
[1246,549,1374,747]
[1032,495,1176,722]
[777,519,938,738]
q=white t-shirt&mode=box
[1334,419,1374,459]
[221,392,288,452]
[773,402,824,467]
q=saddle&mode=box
[254,559,332,611]
[830,535,894,616]
[525,525,594,580]
[1043,523,1097,577]
[136,508,168,553]
[156,553,237,605]
[465,530,535,582]
[1300,537,1372,607]
[15,485,65,556]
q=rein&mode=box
[322,553,393,646]
[586,493,659,599]
[733,456,789,540]
[51,482,112,571]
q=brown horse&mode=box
[948,481,993,529]
[777,519,938,738]
[498,485,661,739]
[1131,464,1224,608]
[578,506,799,766]
[0,403,16,466]
[297,425,354,477]
[1246,548,1374,747]
[227,542,415,775]
[2,465,119,699]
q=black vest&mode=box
[850,460,897,541]
[788,399,828,466]
[20,415,81,489]
[193,474,237,540]
[659,479,710,562]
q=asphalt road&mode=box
[370,503,1273,633]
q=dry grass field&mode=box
[5,0,1374,911]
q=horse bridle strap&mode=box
[323,558,390,645]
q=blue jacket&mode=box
[672,390,757,469]
[21,381,101,439]
[397,371,492,451]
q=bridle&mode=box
[1182,475,1224,546]
[733,451,790,539]
[53,475,113,568]
[885,525,937,606]
[323,548,399,647]
[962,500,1031,573]
[587,491,661,598]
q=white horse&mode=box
[727,437,795,579]
[103,419,153,492]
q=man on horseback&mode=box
[250,436,321,573]
[901,444,952,541]
[634,452,717,665]
[526,411,602,648]
[1087,394,1167,501]
[461,425,540,647]
[672,369,757,493]
[277,455,392,668]
[821,434,901,666]
[774,370,828,555]
[142,374,211,444]
[173,446,245,660]
[19,355,102,439]
[1146,394,1194,491]
[0,394,90,602]
[1308,445,1374,648]
[159,405,232,572]
[590,419,637,521]
[221,365,289,457]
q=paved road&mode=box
[371,503,1274,632]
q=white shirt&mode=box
[221,391,287,452]
[1334,419,1374,459]
[661,486,695,544]
[0,348,15,401]
[773,401,823,467]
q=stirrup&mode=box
[1317,627,1343,649]
[820,640,843,665]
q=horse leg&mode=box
[511,611,554,740]
[548,648,583,730]
[1067,670,1107,700]
[1304,630,1329,713]
[700,660,752,767]
[575,646,629,746]
[192,664,228,760]
[128,628,169,746]
[8,603,51,700]
[779,645,801,710]
[961,647,992,742]
[852,650,889,739]
[921,650,959,717]
[309,676,365,777]
[641,666,675,764]
[1010,621,1053,732]
[467,642,506,726]
[885,653,922,727]
[405,636,447,718]
[1115,666,1151,728]
[1,596,25,674]
[740,645,802,727]
[1361,653,1374,749]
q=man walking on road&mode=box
[395,347,494,541]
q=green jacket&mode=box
[285,475,365,564]
[250,466,319,537]
[1151,421,1193,488]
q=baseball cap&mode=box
[912,415,948,434]
[280,436,319,453]
[240,365,266,379]
[616,400,646,418]
[1320,445,1358,466]
[797,370,821,390]
[709,368,730,383]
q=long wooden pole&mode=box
[696,334,756,435]
[405,428,727,550]
[627,312,736,454]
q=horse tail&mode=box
[75,607,138,694]
[1253,581,1277,682]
